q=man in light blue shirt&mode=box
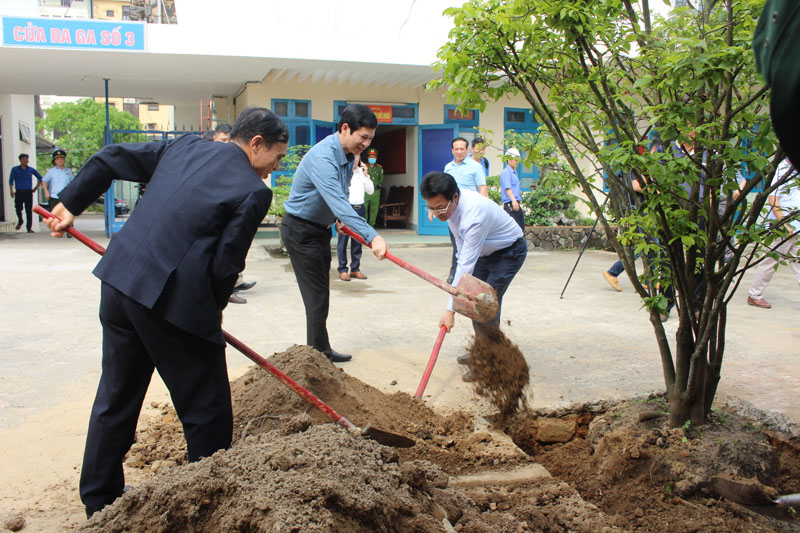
[281,104,388,363]
[499,147,524,229]
[43,149,75,210]
[421,171,527,382]
[443,137,488,283]
[444,137,488,196]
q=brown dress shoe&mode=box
[350,271,367,280]
[338,271,351,281]
[603,271,622,292]
[747,296,771,309]
[228,294,247,304]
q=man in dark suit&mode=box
[43,107,289,518]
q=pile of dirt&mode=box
[85,424,482,532]
[531,397,800,531]
[467,326,529,416]
[105,346,800,532]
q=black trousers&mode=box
[472,237,528,337]
[14,189,34,230]
[81,283,232,511]
[504,202,525,230]
[281,213,333,353]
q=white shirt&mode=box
[447,189,523,311]
[770,158,800,233]
[347,166,374,205]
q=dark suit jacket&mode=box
[59,135,272,345]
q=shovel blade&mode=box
[361,423,415,448]
[452,274,499,322]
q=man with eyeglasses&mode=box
[421,171,527,382]
[281,104,388,364]
[443,137,488,284]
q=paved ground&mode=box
[2,214,799,434]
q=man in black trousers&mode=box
[281,104,388,363]
[43,107,288,518]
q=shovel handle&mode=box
[414,325,447,399]
[222,331,358,432]
[339,225,456,295]
[34,205,359,433]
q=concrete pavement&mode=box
[1,214,799,434]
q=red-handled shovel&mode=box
[339,225,498,322]
[414,325,448,399]
[34,205,415,448]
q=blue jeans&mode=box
[472,237,527,336]
[337,204,366,273]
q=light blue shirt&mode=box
[283,134,378,243]
[447,189,523,311]
[499,164,522,203]
[43,166,75,198]
[444,157,486,192]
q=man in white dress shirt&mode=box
[337,153,374,281]
[421,171,527,381]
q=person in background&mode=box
[471,136,490,177]
[281,104,388,363]
[43,149,75,212]
[363,147,384,227]
[421,171,526,382]
[443,137,489,283]
[8,153,43,233]
[213,123,255,304]
[213,123,232,143]
[499,148,524,229]
[746,157,800,309]
[337,153,374,281]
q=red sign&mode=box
[367,105,393,123]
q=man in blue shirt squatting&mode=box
[281,104,388,363]
[443,137,488,284]
[420,171,527,382]
[499,147,525,230]
[8,153,44,232]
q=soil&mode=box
[466,325,529,416]
[78,345,800,532]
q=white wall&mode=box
[1,94,38,228]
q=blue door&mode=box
[417,125,458,235]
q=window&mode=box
[122,6,131,20]
[271,99,312,147]
[146,123,157,130]
[106,9,114,17]
[147,104,159,111]
[504,108,540,189]
[444,105,480,140]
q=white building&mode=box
[1,0,539,234]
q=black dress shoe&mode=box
[234,280,256,292]
[85,505,104,519]
[323,349,352,362]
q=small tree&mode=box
[38,98,143,171]
[433,0,795,427]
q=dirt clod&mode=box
[466,326,529,416]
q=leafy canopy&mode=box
[38,98,142,171]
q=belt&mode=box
[350,203,363,209]
[284,212,331,231]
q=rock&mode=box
[537,416,576,443]
[4,515,25,531]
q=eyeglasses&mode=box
[425,200,451,215]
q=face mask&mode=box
[368,158,377,164]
